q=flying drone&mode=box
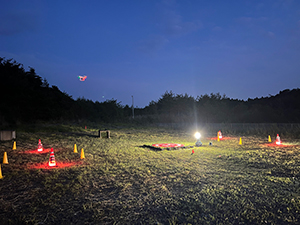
[78,75,87,81]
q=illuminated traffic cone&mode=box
[48,148,56,167]
[239,137,242,145]
[0,164,3,179]
[3,152,8,164]
[80,148,85,159]
[37,139,43,152]
[12,141,16,150]
[74,144,78,153]
[218,131,222,140]
[276,134,282,145]
[268,135,272,142]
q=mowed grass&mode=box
[0,125,299,224]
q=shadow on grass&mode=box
[140,145,195,151]
[140,145,162,151]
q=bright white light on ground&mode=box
[195,132,201,139]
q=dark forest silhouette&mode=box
[1,57,300,126]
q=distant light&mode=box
[195,132,201,139]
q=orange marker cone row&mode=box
[0,164,3,179]
[3,152,8,164]
[12,141,16,150]
[48,148,56,167]
[80,148,85,159]
[74,144,78,153]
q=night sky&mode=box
[1,0,300,107]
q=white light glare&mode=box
[195,132,201,139]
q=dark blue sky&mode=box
[1,0,300,107]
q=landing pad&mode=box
[152,143,185,148]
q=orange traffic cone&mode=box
[80,148,85,159]
[239,137,242,145]
[12,141,16,150]
[268,135,272,142]
[0,164,3,179]
[191,149,195,155]
[48,148,56,167]
[74,144,78,153]
[3,152,8,164]
[37,139,43,152]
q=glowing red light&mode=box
[152,143,184,148]
[22,149,50,154]
[209,137,231,140]
[27,161,84,170]
[261,142,299,148]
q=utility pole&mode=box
[131,95,134,119]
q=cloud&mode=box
[138,35,169,53]
[237,16,276,39]
[237,16,268,26]
[159,9,202,36]
[155,0,202,36]
[161,0,177,7]
[266,31,275,38]
[137,0,202,55]
[0,10,40,35]
[212,26,222,32]
[238,16,253,23]
[256,3,264,10]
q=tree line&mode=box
[1,57,299,127]
[140,89,300,123]
[0,57,129,126]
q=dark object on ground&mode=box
[99,130,110,138]
[141,144,194,151]
[0,130,16,141]
[195,140,202,147]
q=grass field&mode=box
[0,125,299,224]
